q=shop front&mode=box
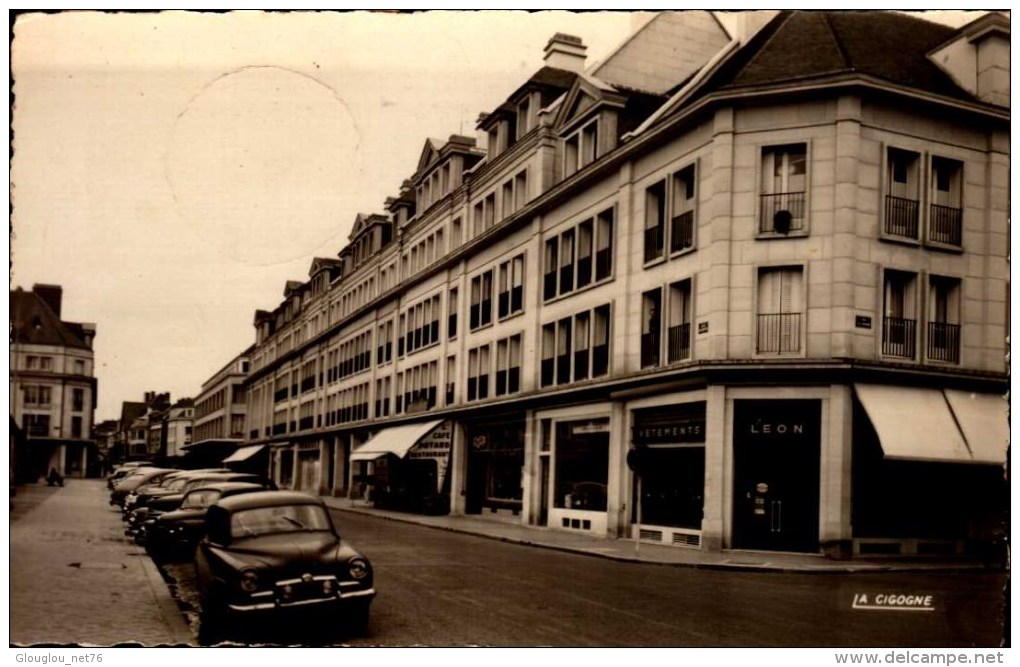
[463,415,525,517]
[538,414,612,535]
[295,442,321,492]
[350,419,453,515]
[730,399,822,553]
[629,402,705,548]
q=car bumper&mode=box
[227,586,375,613]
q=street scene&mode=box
[9,479,1008,647]
[10,9,1010,651]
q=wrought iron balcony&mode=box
[670,211,694,253]
[755,312,802,353]
[929,204,962,246]
[882,316,916,358]
[927,321,960,363]
[667,323,691,363]
[884,195,919,239]
[759,192,806,233]
[644,225,665,263]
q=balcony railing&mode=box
[640,331,661,368]
[670,211,694,253]
[667,323,691,363]
[929,204,962,246]
[644,225,665,263]
[884,195,919,239]
[882,316,916,358]
[759,192,806,233]
[927,321,960,363]
[756,312,802,353]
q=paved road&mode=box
[163,510,1007,647]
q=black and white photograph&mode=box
[8,8,1010,656]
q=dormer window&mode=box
[516,96,533,140]
[563,119,599,178]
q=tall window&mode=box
[645,180,666,263]
[495,334,523,397]
[671,166,696,253]
[882,270,917,359]
[760,144,807,234]
[928,276,961,363]
[929,157,963,246]
[470,271,494,330]
[446,356,456,406]
[667,279,693,363]
[756,266,803,354]
[884,148,920,239]
[467,345,490,401]
[72,388,85,412]
[641,288,663,368]
[540,304,611,387]
[448,288,458,339]
[497,254,525,319]
[563,119,599,178]
[544,206,614,301]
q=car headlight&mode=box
[348,558,370,580]
[239,568,260,593]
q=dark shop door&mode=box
[732,399,821,552]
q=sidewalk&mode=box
[324,499,992,573]
[10,479,194,647]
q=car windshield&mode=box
[229,504,332,539]
[182,489,221,509]
[166,477,192,491]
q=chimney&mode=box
[32,284,63,318]
[543,33,587,73]
[80,322,96,350]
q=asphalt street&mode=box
[162,509,1007,647]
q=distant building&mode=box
[92,419,119,473]
[10,284,98,481]
[163,398,194,461]
[243,12,1008,558]
[186,347,253,468]
[113,392,170,463]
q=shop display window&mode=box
[553,420,609,511]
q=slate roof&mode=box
[701,10,974,102]
[9,288,91,350]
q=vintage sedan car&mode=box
[144,482,266,561]
[194,491,375,639]
[110,468,176,508]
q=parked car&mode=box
[110,468,176,507]
[194,491,375,640]
[127,473,276,542]
[144,482,267,561]
[123,469,230,514]
[107,464,156,490]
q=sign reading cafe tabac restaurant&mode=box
[408,421,453,491]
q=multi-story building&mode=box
[243,11,1009,558]
[113,392,170,462]
[162,398,194,462]
[10,284,98,481]
[186,347,254,468]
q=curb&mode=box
[136,537,197,645]
[327,503,993,575]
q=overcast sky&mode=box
[10,10,989,422]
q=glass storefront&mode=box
[554,419,610,512]
[630,403,705,530]
[465,416,525,514]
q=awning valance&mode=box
[943,389,1008,465]
[223,445,267,463]
[350,419,444,462]
[855,384,1006,465]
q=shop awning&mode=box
[854,384,972,464]
[943,389,1008,465]
[223,445,266,463]
[350,420,444,462]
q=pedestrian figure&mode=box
[46,468,63,487]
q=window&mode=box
[544,206,614,302]
[554,419,610,512]
[23,385,52,407]
[495,334,522,396]
[756,267,803,354]
[541,304,611,387]
[71,416,83,439]
[929,157,963,247]
[447,288,458,339]
[470,271,493,330]
[884,148,920,239]
[375,377,391,418]
[446,356,456,406]
[73,359,85,375]
[644,181,666,263]
[467,345,490,401]
[671,166,696,253]
[517,96,532,139]
[72,388,85,412]
[563,119,599,178]
[667,279,693,363]
[759,144,807,234]
[24,414,50,437]
[882,270,917,359]
[377,320,393,365]
[641,288,663,368]
[927,276,961,363]
[497,254,525,319]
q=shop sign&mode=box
[570,419,610,435]
[734,401,818,443]
[408,421,453,493]
[632,404,706,445]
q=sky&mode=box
[9,9,991,422]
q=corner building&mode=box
[244,12,1009,557]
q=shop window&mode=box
[756,266,803,354]
[554,419,609,512]
[884,148,920,240]
[759,144,807,235]
[882,270,917,359]
[927,275,961,363]
[929,156,963,247]
[633,447,705,529]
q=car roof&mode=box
[215,490,325,512]
[185,482,264,495]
